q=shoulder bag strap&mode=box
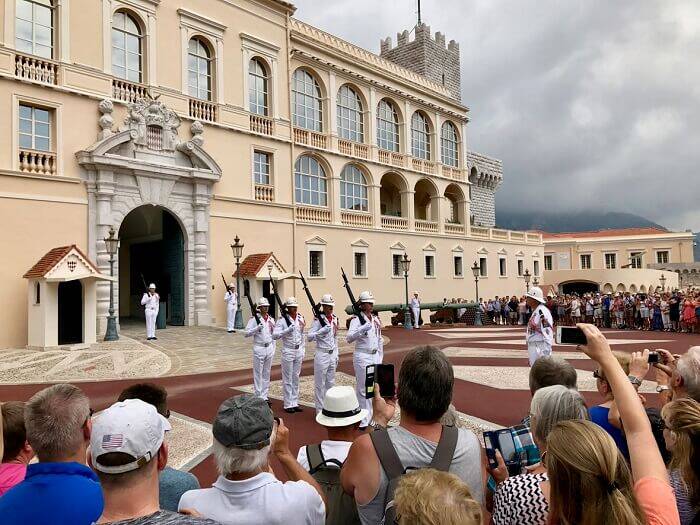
[369,427,404,480]
[429,425,458,472]
[306,443,324,473]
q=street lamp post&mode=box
[659,273,666,292]
[533,276,540,287]
[471,261,482,326]
[230,236,245,330]
[400,253,412,329]
[524,269,532,292]
[103,226,120,341]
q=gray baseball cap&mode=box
[212,394,274,450]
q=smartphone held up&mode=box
[365,364,395,399]
[555,326,588,345]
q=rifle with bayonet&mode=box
[221,273,229,292]
[140,273,150,294]
[341,267,366,325]
[268,270,292,326]
[299,271,326,327]
[243,279,261,325]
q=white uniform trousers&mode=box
[253,346,274,400]
[411,307,421,328]
[281,347,303,409]
[145,309,157,339]
[353,350,377,427]
[314,350,338,412]
[527,341,552,366]
[226,306,237,332]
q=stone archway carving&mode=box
[77,98,222,334]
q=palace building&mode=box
[0,0,544,348]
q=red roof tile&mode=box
[23,245,99,279]
[234,253,274,278]
[540,227,669,239]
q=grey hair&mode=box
[530,385,589,445]
[25,384,90,461]
[212,425,277,476]
[677,347,700,402]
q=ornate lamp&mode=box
[103,226,120,341]
[400,253,412,329]
[471,261,482,326]
[230,236,245,329]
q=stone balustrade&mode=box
[18,148,57,175]
[293,128,327,149]
[341,210,372,227]
[442,166,464,181]
[411,158,436,174]
[415,219,438,233]
[112,78,147,104]
[254,184,274,202]
[250,115,274,136]
[444,223,465,235]
[15,53,58,85]
[381,215,409,230]
[189,99,217,122]
[296,206,331,223]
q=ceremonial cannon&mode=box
[343,302,477,327]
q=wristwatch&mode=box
[628,376,642,386]
[655,385,670,393]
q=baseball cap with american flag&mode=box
[90,398,171,474]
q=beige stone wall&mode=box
[544,269,679,295]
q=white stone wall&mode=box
[467,152,503,228]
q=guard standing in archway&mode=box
[141,283,160,341]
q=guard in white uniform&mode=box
[224,284,238,333]
[140,283,160,341]
[244,297,276,403]
[307,294,340,414]
[410,291,421,329]
[525,286,554,366]
[346,291,382,428]
[273,297,305,413]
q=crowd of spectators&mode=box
[1,333,699,524]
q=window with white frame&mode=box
[605,253,617,269]
[377,99,400,152]
[425,254,435,277]
[517,259,524,276]
[656,251,669,264]
[441,121,459,167]
[248,58,269,116]
[16,0,54,59]
[309,250,324,277]
[253,151,271,185]
[354,251,367,278]
[580,254,592,269]
[479,257,488,277]
[19,103,51,151]
[453,255,463,277]
[112,11,143,83]
[292,69,322,132]
[340,165,368,212]
[392,253,402,277]
[499,257,507,277]
[337,85,363,142]
[188,38,213,100]
[533,260,540,276]
[544,255,553,271]
[411,112,431,160]
[630,252,643,269]
[294,155,327,206]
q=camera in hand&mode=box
[365,364,395,399]
[483,429,521,476]
[556,326,588,345]
[647,351,659,364]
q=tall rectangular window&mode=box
[544,255,553,271]
[517,259,524,276]
[19,104,51,151]
[630,252,643,269]
[253,151,271,185]
[656,251,669,264]
[16,0,54,59]
[354,252,366,278]
[580,254,591,269]
[605,253,617,269]
[453,255,463,277]
[424,255,435,277]
[533,260,540,276]
[479,257,487,277]
[499,258,507,277]
[309,250,323,277]
[392,253,402,277]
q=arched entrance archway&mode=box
[561,280,600,295]
[118,205,185,326]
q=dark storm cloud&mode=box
[292,0,700,230]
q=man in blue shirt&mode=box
[0,384,103,525]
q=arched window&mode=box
[340,165,368,212]
[112,11,142,82]
[377,99,400,152]
[295,156,327,206]
[292,69,322,132]
[248,58,269,116]
[441,121,459,167]
[337,85,363,142]
[16,0,54,58]
[411,112,431,160]
[188,38,212,100]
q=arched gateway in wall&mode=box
[77,98,222,334]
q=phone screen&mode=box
[483,433,498,468]
[557,326,588,345]
[497,431,517,463]
[364,365,376,399]
[648,352,659,364]
[376,364,395,398]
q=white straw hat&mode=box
[315,386,367,427]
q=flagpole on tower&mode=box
[417,0,422,25]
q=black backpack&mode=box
[306,444,360,525]
[369,425,458,524]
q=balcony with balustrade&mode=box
[296,206,331,224]
[293,128,328,149]
[18,148,57,176]
[254,184,275,202]
[341,210,372,228]
[112,78,147,104]
[250,114,274,136]
[189,98,217,122]
[14,52,58,85]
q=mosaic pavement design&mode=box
[167,412,213,472]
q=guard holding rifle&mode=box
[273,297,306,413]
[223,279,238,333]
[346,290,382,429]
[140,283,159,341]
[307,293,339,414]
[243,291,276,404]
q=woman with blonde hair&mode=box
[545,323,680,525]
[393,468,482,525]
[662,398,700,524]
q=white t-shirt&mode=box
[296,440,352,471]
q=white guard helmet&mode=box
[257,297,270,307]
[358,291,375,304]
[148,283,156,290]
[525,286,546,304]
[229,283,235,289]
[320,294,335,306]
[285,296,299,307]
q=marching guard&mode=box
[140,283,159,341]
[243,297,276,403]
[307,294,340,414]
[224,283,238,333]
[346,291,382,428]
[525,286,554,365]
[273,297,306,413]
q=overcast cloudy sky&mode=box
[293,0,700,231]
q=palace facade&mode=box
[0,0,543,348]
